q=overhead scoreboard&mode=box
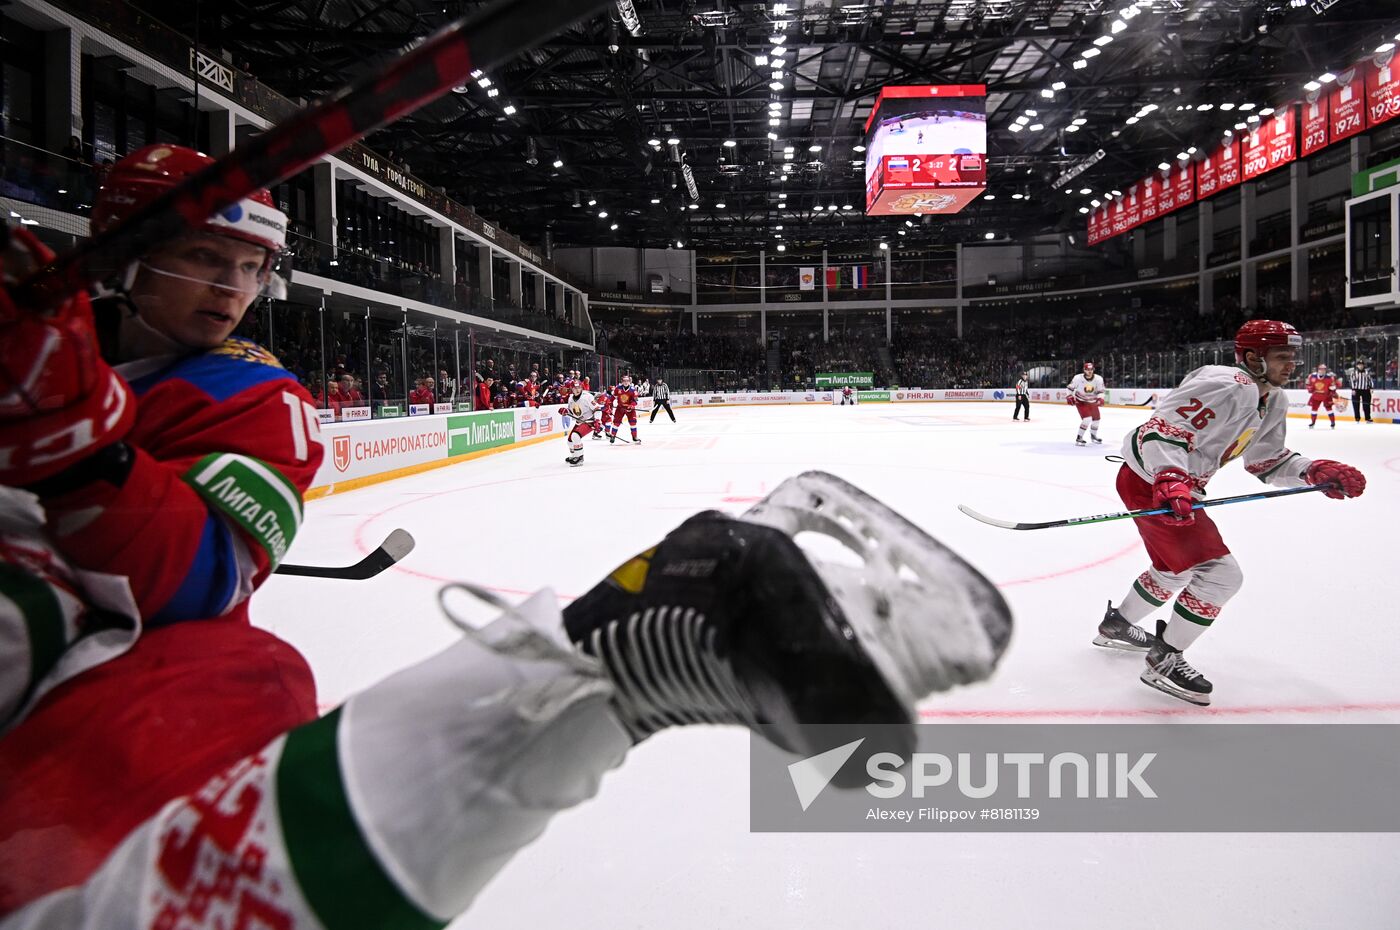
[863,85,987,216]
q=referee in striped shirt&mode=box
[649,378,675,423]
[1349,362,1374,423]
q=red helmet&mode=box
[92,145,288,257]
[1234,320,1301,363]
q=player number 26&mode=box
[1174,397,1216,430]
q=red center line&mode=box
[919,700,1400,719]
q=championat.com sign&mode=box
[750,725,1400,832]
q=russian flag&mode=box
[852,265,869,288]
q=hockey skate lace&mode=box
[585,606,756,739]
[1164,651,1204,681]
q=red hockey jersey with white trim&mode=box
[41,337,323,627]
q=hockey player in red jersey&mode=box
[610,373,640,444]
[1305,363,1340,429]
[596,382,615,440]
[0,144,323,909]
[1094,321,1364,705]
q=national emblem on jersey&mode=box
[1085,383,1096,394]
[211,338,286,369]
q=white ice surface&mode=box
[255,402,1400,929]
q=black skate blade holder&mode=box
[740,471,1012,709]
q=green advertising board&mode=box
[377,405,402,418]
[857,390,890,403]
[447,410,517,456]
[815,371,874,388]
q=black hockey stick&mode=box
[12,0,611,313]
[958,483,1334,531]
[276,529,415,579]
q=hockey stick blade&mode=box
[958,483,1334,531]
[12,0,611,312]
[276,529,415,579]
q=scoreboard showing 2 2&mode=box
[862,85,988,216]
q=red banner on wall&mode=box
[1139,174,1159,225]
[1242,104,1296,180]
[1172,160,1195,209]
[1300,88,1329,157]
[1216,136,1242,191]
[1122,180,1142,228]
[1330,68,1367,142]
[1364,49,1400,128]
[1154,169,1174,216]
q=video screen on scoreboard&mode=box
[863,85,987,216]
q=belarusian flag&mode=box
[825,267,841,288]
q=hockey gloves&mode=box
[1306,460,1366,500]
[1151,469,1196,525]
[0,227,135,485]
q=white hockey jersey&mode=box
[564,391,598,422]
[1068,372,1106,404]
[1121,364,1315,496]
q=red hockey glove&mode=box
[1306,460,1366,500]
[0,227,135,484]
[1066,395,1076,405]
[1152,469,1196,525]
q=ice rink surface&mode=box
[257,401,1400,929]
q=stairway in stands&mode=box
[877,345,895,384]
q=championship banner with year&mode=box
[1301,88,1329,157]
[815,372,875,388]
[1242,104,1296,181]
[1172,161,1195,208]
[1329,67,1366,143]
[1364,47,1400,128]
